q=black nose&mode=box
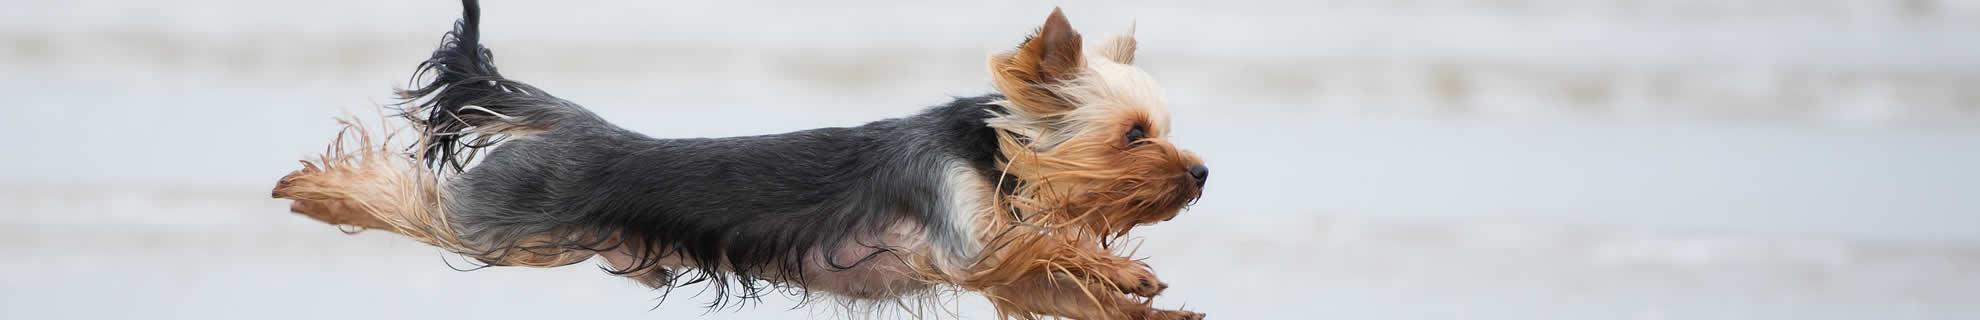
[1187,165,1209,186]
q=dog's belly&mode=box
[598,220,938,300]
[800,221,940,299]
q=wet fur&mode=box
[271,1,1206,319]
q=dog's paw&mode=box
[1142,309,1204,320]
[270,162,387,230]
[1101,261,1167,297]
[272,161,320,199]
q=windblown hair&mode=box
[982,11,1200,237]
[272,1,1208,318]
[960,11,1207,318]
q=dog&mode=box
[271,1,1208,319]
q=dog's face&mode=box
[986,9,1207,235]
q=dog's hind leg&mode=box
[270,121,455,243]
[270,120,594,268]
[274,162,393,231]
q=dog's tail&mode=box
[270,0,595,268]
[396,0,601,173]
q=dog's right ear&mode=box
[991,7,1084,116]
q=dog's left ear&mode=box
[1095,23,1136,64]
[991,7,1084,115]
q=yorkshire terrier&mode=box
[271,1,1208,319]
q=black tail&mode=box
[396,0,595,173]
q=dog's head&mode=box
[986,8,1207,236]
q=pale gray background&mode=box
[3,0,1977,319]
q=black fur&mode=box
[399,0,1008,307]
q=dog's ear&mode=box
[991,7,1084,115]
[1095,23,1136,64]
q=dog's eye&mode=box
[1124,125,1147,145]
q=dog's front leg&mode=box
[971,233,1199,319]
[981,271,1203,320]
[1028,235,1169,298]
[1072,251,1168,298]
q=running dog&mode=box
[272,1,1208,318]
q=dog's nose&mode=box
[1187,165,1209,186]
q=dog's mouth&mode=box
[1162,189,1203,221]
[1152,178,1205,222]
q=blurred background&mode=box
[3,0,1978,319]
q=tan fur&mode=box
[957,217,1176,319]
[270,117,591,267]
[990,8,1085,119]
[974,8,1206,320]
[988,16,1201,240]
[1095,24,1136,65]
[982,272,1199,320]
